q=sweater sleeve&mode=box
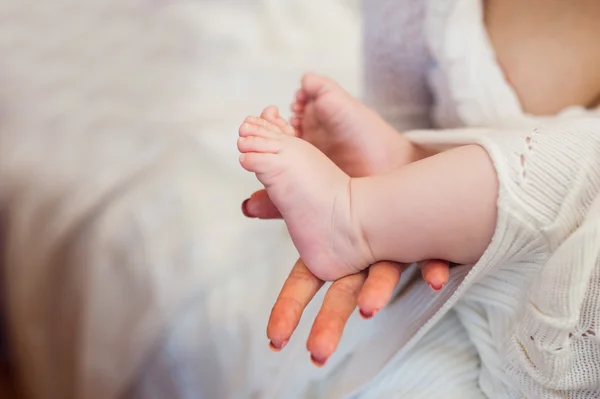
[406,118,600,248]
[406,118,600,394]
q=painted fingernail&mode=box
[269,339,288,352]
[429,282,444,292]
[359,309,373,319]
[241,199,255,218]
[310,354,327,367]
[359,308,379,320]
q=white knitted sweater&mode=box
[0,0,599,398]
[340,0,600,398]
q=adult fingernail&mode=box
[429,282,444,292]
[359,309,373,319]
[310,354,327,367]
[359,308,379,320]
[241,199,254,218]
[269,339,288,352]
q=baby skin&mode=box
[242,73,428,217]
[241,74,454,281]
[239,78,498,280]
[289,73,426,177]
[243,74,450,286]
[239,117,370,280]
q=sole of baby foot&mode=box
[292,73,351,139]
[238,116,374,281]
[289,73,415,176]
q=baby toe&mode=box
[239,121,281,139]
[260,105,279,121]
[295,88,308,104]
[239,152,279,174]
[244,116,282,134]
[237,136,281,154]
[291,102,304,115]
[261,106,296,137]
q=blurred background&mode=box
[0,1,363,396]
[192,0,362,172]
[185,0,363,282]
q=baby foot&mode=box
[288,73,419,177]
[238,116,375,281]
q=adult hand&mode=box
[265,256,449,366]
[241,104,450,364]
[243,189,450,366]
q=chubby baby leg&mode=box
[238,115,375,281]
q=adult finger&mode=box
[418,259,451,291]
[306,271,367,367]
[242,189,281,219]
[267,258,324,351]
[356,261,406,319]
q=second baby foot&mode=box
[289,73,417,176]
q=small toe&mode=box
[260,105,280,121]
[291,102,304,114]
[278,116,297,136]
[261,106,296,136]
[239,122,282,139]
[239,152,279,174]
[301,72,335,97]
[290,116,302,128]
[243,116,282,134]
[238,136,281,154]
[295,89,308,104]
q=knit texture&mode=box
[323,1,600,398]
[1,0,599,398]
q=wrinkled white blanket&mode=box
[0,1,361,397]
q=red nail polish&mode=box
[242,199,254,218]
[429,282,444,292]
[269,339,288,352]
[310,354,327,367]
[359,308,380,319]
[359,309,373,319]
